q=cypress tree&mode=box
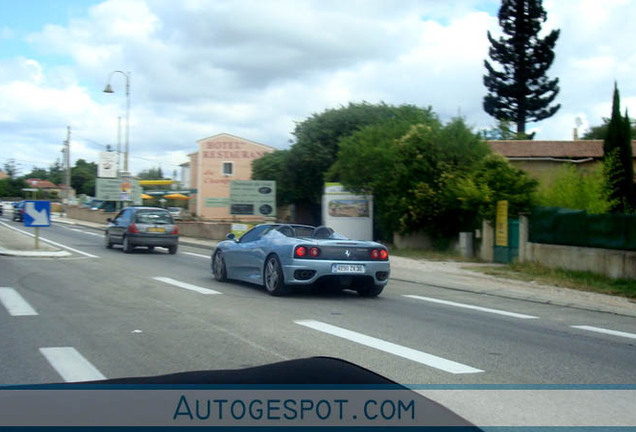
[603,83,634,213]
[483,0,561,136]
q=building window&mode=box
[222,162,233,176]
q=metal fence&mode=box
[529,207,636,251]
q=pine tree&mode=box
[483,0,561,136]
[603,83,634,213]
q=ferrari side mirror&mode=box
[226,233,236,240]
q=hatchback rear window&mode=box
[135,211,172,224]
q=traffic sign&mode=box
[23,200,51,227]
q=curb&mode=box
[0,248,72,258]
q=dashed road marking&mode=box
[39,347,106,382]
[69,228,101,237]
[0,288,38,316]
[153,277,222,295]
[404,294,539,319]
[295,319,483,374]
[571,325,636,340]
[182,252,210,259]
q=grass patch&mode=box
[388,246,483,262]
[468,262,636,299]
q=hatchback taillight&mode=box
[171,226,179,235]
[128,223,139,234]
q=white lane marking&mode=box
[0,221,99,258]
[295,320,483,374]
[69,228,101,237]
[0,288,38,316]
[182,252,210,259]
[571,325,636,340]
[404,295,538,319]
[153,277,222,295]
[39,347,106,382]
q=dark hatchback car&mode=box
[12,201,25,222]
[105,206,179,254]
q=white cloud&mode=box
[1,0,636,177]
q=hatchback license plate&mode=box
[332,264,365,273]
[147,227,165,233]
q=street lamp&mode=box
[103,70,131,172]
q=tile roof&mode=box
[488,140,636,158]
[26,179,59,189]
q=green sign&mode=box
[205,197,230,207]
[229,180,276,216]
[96,177,142,203]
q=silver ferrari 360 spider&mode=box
[211,224,390,297]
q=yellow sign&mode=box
[496,200,509,247]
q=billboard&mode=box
[98,152,118,178]
[96,177,142,204]
[322,182,373,241]
[229,180,276,217]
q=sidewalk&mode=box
[2,213,635,317]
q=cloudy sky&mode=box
[1,0,635,178]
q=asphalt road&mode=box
[1,216,636,426]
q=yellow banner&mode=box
[496,200,509,247]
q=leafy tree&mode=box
[535,164,611,214]
[583,118,636,139]
[287,102,435,204]
[603,84,634,213]
[23,167,49,180]
[453,153,537,222]
[137,167,164,180]
[3,159,19,179]
[71,159,98,196]
[483,0,560,136]
[332,117,491,238]
[0,177,28,198]
[251,150,293,205]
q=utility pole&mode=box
[64,126,71,201]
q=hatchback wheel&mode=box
[104,233,113,249]
[168,245,178,255]
[263,255,288,296]
[123,236,134,253]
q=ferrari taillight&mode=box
[371,249,388,260]
[309,247,320,257]
[295,246,307,258]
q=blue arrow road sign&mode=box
[23,200,51,227]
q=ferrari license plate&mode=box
[332,264,365,273]
[147,227,165,233]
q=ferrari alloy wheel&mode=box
[212,250,227,282]
[264,255,288,296]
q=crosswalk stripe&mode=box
[0,288,38,316]
[39,347,106,382]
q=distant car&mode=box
[104,206,179,254]
[12,201,25,222]
[211,224,390,297]
[167,207,184,220]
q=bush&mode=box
[535,164,611,213]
